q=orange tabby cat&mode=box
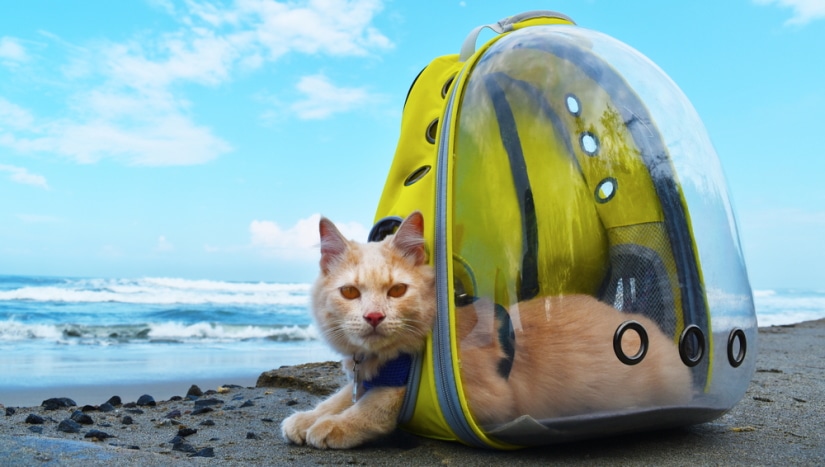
[281,211,692,448]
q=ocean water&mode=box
[0,275,823,394]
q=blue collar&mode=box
[362,353,413,390]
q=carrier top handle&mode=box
[459,10,575,61]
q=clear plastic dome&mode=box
[446,24,756,444]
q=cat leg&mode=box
[304,386,405,449]
[281,382,356,445]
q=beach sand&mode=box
[1,320,823,466]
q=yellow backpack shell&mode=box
[371,11,756,448]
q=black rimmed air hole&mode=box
[441,74,457,98]
[595,178,617,203]
[678,325,705,367]
[727,328,747,368]
[425,118,439,144]
[368,217,402,242]
[580,132,599,156]
[613,320,649,365]
[565,94,581,116]
[404,165,431,186]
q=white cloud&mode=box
[754,0,825,25]
[290,74,372,119]
[0,164,49,190]
[250,213,369,261]
[0,37,28,64]
[1,0,392,166]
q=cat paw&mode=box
[281,411,317,445]
[305,415,365,449]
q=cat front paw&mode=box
[281,410,318,445]
[305,415,366,449]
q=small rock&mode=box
[285,399,299,406]
[177,427,198,437]
[42,397,77,411]
[199,419,215,426]
[172,440,196,453]
[99,403,116,413]
[5,407,16,416]
[191,407,213,415]
[136,395,156,407]
[165,409,182,419]
[169,395,183,401]
[106,396,122,407]
[186,385,203,397]
[261,418,274,423]
[57,419,82,433]
[126,408,144,415]
[121,416,134,425]
[240,400,254,408]
[28,426,44,434]
[25,414,45,425]
[85,429,114,441]
[71,410,94,425]
[246,432,259,440]
[189,447,215,458]
[194,398,222,408]
[81,405,98,412]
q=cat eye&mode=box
[339,286,361,300]
[387,284,407,298]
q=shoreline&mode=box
[1,319,823,465]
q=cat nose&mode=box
[363,312,385,328]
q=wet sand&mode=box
[1,321,823,465]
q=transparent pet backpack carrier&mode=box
[370,11,756,448]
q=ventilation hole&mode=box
[727,328,747,368]
[595,178,617,203]
[565,94,581,116]
[368,217,402,242]
[613,320,648,365]
[426,118,438,144]
[404,165,431,186]
[679,325,705,367]
[441,74,457,98]
[580,132,599,155]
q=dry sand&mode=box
[1,321,823,466]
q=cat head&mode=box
[311,212,435,360]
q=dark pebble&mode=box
[194,398,222,408]
[285,399,299,406]
[165,409,182,419]
[204,389,217,396]
[170,395,183,401]
[71,410,94,425]
[5,407,16,416]
[199,419,215,426]
[261,418,274,423]
[136,395,156,407]
[246,432,259,440]
[172,440,196,453]
[99,403,116,413]
[186,385,203,397]
[190,447,215,458]
[123,402,136,408]
[42,397,77,411]
[81,404,98,412]
[106,396,122,407]
[191,407,213,416]
[121,416,134,425]
[126,408,144,415]
[25,414,45,425]
[85,429,113,440]
[240,400,254,408]
[28,426,44,434]
[177,427,197,438]
[58,419,82,433]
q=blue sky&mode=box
[1,0,823,288]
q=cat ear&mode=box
[319,216,349,274]
[391,211,427,265]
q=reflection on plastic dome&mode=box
[447,24,756,444]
